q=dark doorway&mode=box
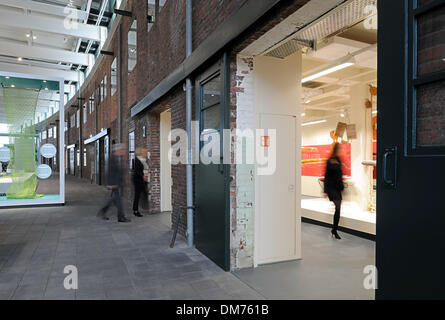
[96,140,101,185]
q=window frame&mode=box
[407,0,445,156]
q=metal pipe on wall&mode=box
[186,0,193,247]
[118,24,122,144]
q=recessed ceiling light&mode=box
[301,112,306,117]
[43,80,47,83]
[302,119,327,127]
[5,76,9,79]
[302,62,354,83]
[340,113,345,118]
[11,85,15,88]
[26,34,30,38]
[18,57,22,61]
[33,36,37,40]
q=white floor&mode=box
[301,197,376,235]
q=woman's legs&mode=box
[332,200,342,239]
[133,186,140,212]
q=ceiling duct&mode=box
[265,0,377,59]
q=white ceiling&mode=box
[0,0,111,84]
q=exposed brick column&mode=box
[147,111,161,213]
[170,86,187,237]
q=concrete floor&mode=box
[0,176,263,300]
[0,175,375,300]
[234,223,376,300]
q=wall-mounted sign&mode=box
[37,164,52,179]
[261,136,270,148]
[40,144,57,159]
[0,147,11,162]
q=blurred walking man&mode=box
[97,143,131,223]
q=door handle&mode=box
[383,147,397,189]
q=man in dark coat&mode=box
[97,143,131,222]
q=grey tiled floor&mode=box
[0,176,264,300]
[235,223,376,300]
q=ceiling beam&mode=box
[0,8,105,42]
[0,39,92,66]
[0,62,81,82]
[0,56,73,71]
[0,0,89,21]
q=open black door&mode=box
[195,55,230,271]
[377,0,445,299]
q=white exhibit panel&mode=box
[160,110,172,212]
[254,53,302,265]
[0,71,64,207]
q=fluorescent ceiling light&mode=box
[302,120,327,127]
[372,110,377,114]
[301,112,306,117]
[302,62,354,83]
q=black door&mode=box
[377,0,445,299]
[195,56,230,271]
[96,140,101,185]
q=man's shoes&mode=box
[97,210,109,220]
[118,217,131,223]
[133,211,143,217]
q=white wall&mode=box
[349,83,373,211]
[160,110,172,212]
[253,52,302,265]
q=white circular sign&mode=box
[37,164,52,179]
[0,147,10,162]
[40,144,57,159]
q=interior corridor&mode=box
[0,176,263,300]
[235,224,375,300]
[0,176,375,300]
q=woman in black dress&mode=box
[323,142,345,240]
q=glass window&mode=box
[54,126,57,139]
[104,75,107,100]
[200,74,222,143]
[70,114,75,128]
[64,121,68,132]
[42,130,47,140]
[83,104,87,124]
[83,148,87,167]
[111,57,117,96]
[417,5,445,76]
[147,0,156,31]
[159,0,167,13]
[76,110,80,128]
[89,95,95,113]
[128,19,137,74]
[416,79,445,146]
[129,131,135,169]
[48,128,52,138]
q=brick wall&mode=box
[61,0,309,253]
[192,0,247,49]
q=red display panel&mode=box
[302,144,351,177]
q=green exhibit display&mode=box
[2,87,42,199]
[0,72,64,206]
